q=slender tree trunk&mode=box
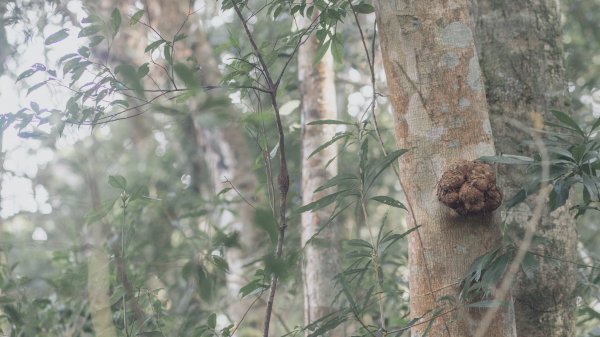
[298,10,343,337]
[473,1,578,336]
[85,167,118,337]
[373,1,516,336]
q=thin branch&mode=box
[228,292,265,336]
[273,10,324,89]
[230,2,291,337]
[224,177,257,209]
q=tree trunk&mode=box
[373,1,516,336]
[473,1,578,336]
[298,11,343,337]
[85,166,118,337]
[146,0,263,329]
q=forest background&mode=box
[1,0,600,336]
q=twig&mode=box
[229,2,292,336]
[224,177,257,209]
[228,292,265,336]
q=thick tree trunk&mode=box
[473,1,578,336]
[298,11,343,337]
[373,1,516,336]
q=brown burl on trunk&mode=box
[437,161,502,216]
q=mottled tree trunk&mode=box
[473,1,578,336]
[85,168,118,337]
[298,11,343,337]
[373,1,516,336]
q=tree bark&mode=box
[473,1,578,336]
[298,10,343,337]
[373,1,516,336]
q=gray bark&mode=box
[473,1,578,336]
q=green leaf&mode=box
[144,39,167,53]
[174,33,187,42]
[108,175,127,190]
[308,132,352,159]
[422,308,442,337]
[115,63,144,96]
[88,35,105,47]
[45,29,69,45]
[313,39,331,65]
[253,208,278,244]
[365,149,409,191]
[78,25,103,38]
[297,189,352,213]
[27,81,48,96]
[521,252,538,280]
[346,239,372,249]
[307,119,353,125]
[111,8,121,36]
[582,173,599,200]
[78,46,90,58]
[30,101,40,113]
[550,110,584,136]
[82,14,102,24]
[591,117,600,132]
[129,184,149,201]
[138,63,150,77]
[211,255,229,272]
[164,44,172,65]
[130,10,145,25]
[314,173,359,192]
[16,68,36,82]
[548,177,576,211]
[110,99,129,107]
[239,279,268,298]
[478,155,533,165]
[145,39,166,53]
[353,3,375,13]
[371,196,406,209]
[174,63,198,88]
[506,189,527,208]
[331,35,343,64]
[58,53,78,64]
[208,313,217,329]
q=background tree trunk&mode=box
[85,165,118,337]
[473,1,578,336]
[146,1,263,328]
[373,1,516,336]
[297,10,343,337]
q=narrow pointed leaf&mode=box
[45,29,69,45]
